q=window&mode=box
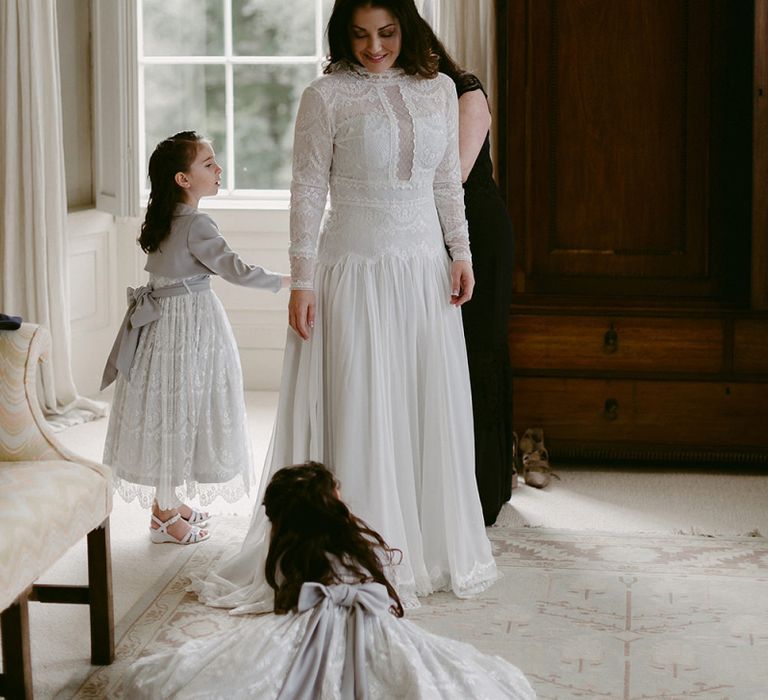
[138,0,333,198]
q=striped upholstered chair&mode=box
[0,324,114,698]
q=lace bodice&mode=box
[289,66,471,289]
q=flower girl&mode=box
[123,462,536,698]
[101,131,288,545]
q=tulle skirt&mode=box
[190,251,498,610]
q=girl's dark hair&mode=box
[264,461,404,618]
[325,0,438,78]
[138,131,203,253]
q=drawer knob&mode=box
[604,398,619,421]
[603,324,619,354]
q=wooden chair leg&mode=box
[86,518,114,665]
[0,588,33,699]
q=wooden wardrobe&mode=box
[497,0,768,464]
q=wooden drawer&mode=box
[509,315,724,374]
[512,377,768,447]
[734,320,768,374]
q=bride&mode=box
[191,0,499,612]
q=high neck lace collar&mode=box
[340,61,405,82]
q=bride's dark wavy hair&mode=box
[264,461,404,617]
[138,131,204,253]
[325,0,438,78]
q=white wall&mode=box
[57,0,290,396]
[67,210,119,396]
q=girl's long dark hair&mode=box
[264,462,404,617]
[138,131,202,253]
[325,0,438,78]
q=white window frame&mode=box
[92,0,329,216]
[92,0,140,218]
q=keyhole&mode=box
[604,398,619,421]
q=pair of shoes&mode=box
[150,512,210,545]
[511,432,520,490]
[519,428,559,489]
[180,507,211,526]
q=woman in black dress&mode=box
[430,34,517,526]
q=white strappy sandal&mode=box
[180,507,211,526]
[150,512,210,545]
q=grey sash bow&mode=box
[277,582,390,700]
[100,278,211,390]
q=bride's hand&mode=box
[450,260,474,306]
[288,289,316,340]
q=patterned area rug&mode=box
[65,518,768,699]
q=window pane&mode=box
[233,64,317,189]
[143,0,223,56]
[232,0,315,56]
[144,65,227,181]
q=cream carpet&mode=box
[13,392,768,698]
[66,520,768,699]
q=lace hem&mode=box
[452,559,502,598]
[113,474,250,510]
[394,557,500,610]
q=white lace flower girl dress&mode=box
[103,205,283,509]
[124,580,536,699]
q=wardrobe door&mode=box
[506,0,739,300]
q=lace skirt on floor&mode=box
[123,591,536,700]
[102,274,253,510]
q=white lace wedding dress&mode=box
[191,65,499,610]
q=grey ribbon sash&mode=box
[276,582,390,700]
[100,277,211,390]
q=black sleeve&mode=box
[455,72,486,99]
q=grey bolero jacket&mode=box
[145,203,283,292]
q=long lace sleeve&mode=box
[289,85,334,290]
[433,79,472,263]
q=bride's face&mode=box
[350,6,401,73]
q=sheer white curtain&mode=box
[418,0,498,157]
[419,0,496,102]
[0,0,106,427]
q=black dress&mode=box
[455,73,516,526]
